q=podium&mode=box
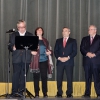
[15,36,39,99]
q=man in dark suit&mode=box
[54,27,77,98]
[9,20,33,97]
[80,25,100,98]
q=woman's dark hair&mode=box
[35,27,44,36]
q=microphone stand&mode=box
[0,34,11,98]
[23,46,34,99]
[12,45,34,99]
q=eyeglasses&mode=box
[18,27,26,29]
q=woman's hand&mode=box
[13,45,16,51]
[31,51,37,55]
[46,49,51,56]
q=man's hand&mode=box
[31,51,37,55]
[58,57,69,62]
[86,52,96,58]
[86,52,92,58]
[13,45,16,51]
[91,53,96,58]
[46,49,51,56]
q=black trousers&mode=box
[33,61,48,95]
[84,63,100,96]
[12,63,29,95]
[57,65,73,95]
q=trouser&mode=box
[57,65,73,95]
[33,61,48,95]
[12,63,29,95]
[84,63,100,96]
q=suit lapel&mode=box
[91,34,97,45]
[25,31,28,36]
[16,32,20,36]
[64,37,71,48]
[87,36,91,46]
[90,34,98,46]
[61,38,63,48]
[60,37,72,48]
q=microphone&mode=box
[6,28,15,33]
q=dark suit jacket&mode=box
[54,37,77,67]
[80,34,100,66]
[9,31,33,63]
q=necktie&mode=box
[63,38,67,48]
[90,37,93,44]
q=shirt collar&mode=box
[18,31,26,36]
[63,37,69,40]
[90,34,96,39]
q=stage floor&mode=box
[0,97,99,100]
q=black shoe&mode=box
[44,95,48,98]
[35,95,39,98]
[43,93,48,98]
[9,93,23,98]
[55,93,62,98]
[67,94,73,98]
[82,94,90,98]
[35,94,39,98]
[97,95,100,99]
[14,93,23,97]
[9,93,15,98]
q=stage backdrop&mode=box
[0,0,100,96]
